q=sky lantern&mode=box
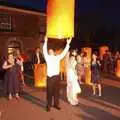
[34,64,47,87]
[81,47,92,85]
[47,0,75,39]
[116,59,120,78]
[99,46,109,60]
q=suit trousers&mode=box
[46,75,60,108]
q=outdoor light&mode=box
[81,47,92,84]
[46,0,75,39]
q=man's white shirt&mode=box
[43,41,70,77]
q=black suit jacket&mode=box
[31,52,45,64]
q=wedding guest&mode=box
[14,49,25,86]
[43,36,71,112]
[3,53,21,100]
[91,53,102,97]
[32,47,45,64]
[76,53,85,84]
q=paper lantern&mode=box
[116,59,120,78]
[81,47,92,84]
[47,0,75,39]
[99,46,109,60]
[34,64,47,87]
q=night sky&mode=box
[1,0,120,49]
[3,0,120,28]
[2,0,46,11]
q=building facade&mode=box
[0,4,46,57]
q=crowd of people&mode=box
[101,50,120,74]
[66,49,120,99]
[0,37,120,113]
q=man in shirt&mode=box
[43,36,71,112]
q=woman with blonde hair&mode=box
[3,53,21,100]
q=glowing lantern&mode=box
[99,46,109,60]
[47,0,75,39]
[34,64,47,87]
[81,47,92,84]
[116,59,120,78]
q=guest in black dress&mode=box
[14,49,25,86]
[2,53,21,100]
[91,53,102,97]
[102,50,109,73]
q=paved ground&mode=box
[0,76,120,120]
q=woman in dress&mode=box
[66,52,81,105]
[91,53,102,97]
[76,53,85,84]
[2,53,21,100]
[14,49,25,86]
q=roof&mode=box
[0,1,46,16]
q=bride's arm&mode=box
[65,52,70,71]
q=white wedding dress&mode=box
[66,57,81,105]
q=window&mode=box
[0,13,12,32]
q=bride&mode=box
[66,51,81,105]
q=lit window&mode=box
[0,13,12,32]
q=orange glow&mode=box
[34,64,47,87]
[116,59,120,78]
[81,47,92,84]
[99,46,109,60]
[47,0,75,39]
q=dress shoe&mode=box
[53,106,61,110]
[15,95,20,99]
[46,106,50,112]
[8,94,12,100]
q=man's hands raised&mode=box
[67,37,72,44]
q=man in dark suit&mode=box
[32,47,45,64]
